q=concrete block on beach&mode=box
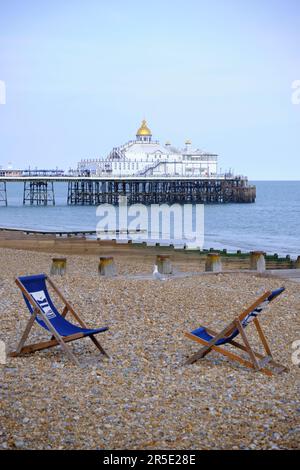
[0,340,6,365]
[156,254,173,274]
[50,257,67,276]
[250,251,266,273]
[98,256,117,277]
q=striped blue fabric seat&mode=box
[191,287,285,345]
[19,274,108,337]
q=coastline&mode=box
[1,181,300,259]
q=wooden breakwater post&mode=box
[98,256,117,277]
[294,256,300,269]
[156,254,173,274]
[205,252,222,273]
[50,257,67,275]
[250,251,266,272]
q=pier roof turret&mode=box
[136,120,152,137]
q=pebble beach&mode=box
[0,246,299,450]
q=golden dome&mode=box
[136,119,152,136]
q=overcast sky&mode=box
[0,0,299,179]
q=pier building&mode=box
[78,120,218,178]
[0,121,256,206]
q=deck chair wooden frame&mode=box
[10,275,109,366]
[185,291,289,376]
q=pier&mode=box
[0,181,7,206]
[0,175,256,206]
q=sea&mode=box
[0,181,299,258]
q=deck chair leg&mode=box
[253,318,272,356]
[49,331,81,367]
[37,313,81,367]
[89,335,109,358]
[213,344,274,377]
[184,319,239,365]
[235,320,261,370]
[185,348,211,365]
[186,335,274,376]
[11,311,80,366]
[15,309,38,354]
[186,321,238,364]
[206,326,288,374]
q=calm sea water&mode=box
[0,181,299,258]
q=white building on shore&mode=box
[77,120,218,177]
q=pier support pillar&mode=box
[50,257,67,276]
[156,254,173,274]
[23,181,55,206]
[66,177,256,205]
[98,256,117,277]
[250,251,266,272]
[0,181,7,206]
[205,252,222,273]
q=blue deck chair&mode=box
[185,288,288,376]
[11,274,109,366]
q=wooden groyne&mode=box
[0,229,297,271]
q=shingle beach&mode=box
[0,246,299,450]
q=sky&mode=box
[0,0,299,179]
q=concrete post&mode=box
[156,254,173,274]
[250,251,266,272]
[98,256,117,277]
[50,257,67,275]
[205,252,222,273]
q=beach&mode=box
[0,240,299,450]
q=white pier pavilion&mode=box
[78,120,218,178]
